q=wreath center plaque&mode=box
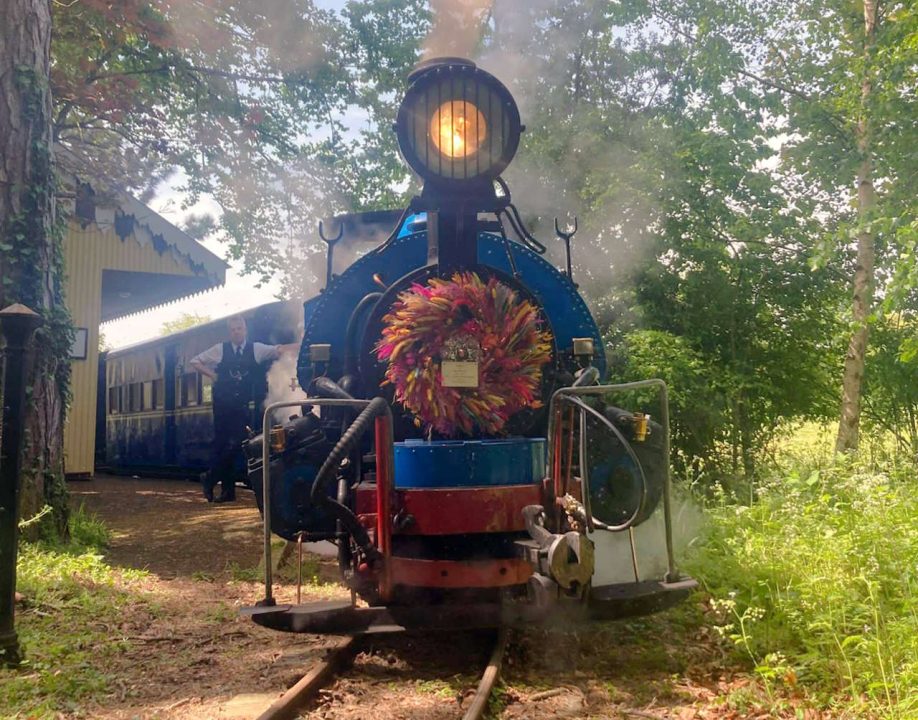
[441,334,480,388]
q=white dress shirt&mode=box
[190,341,280,369]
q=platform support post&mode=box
[0,304,43,667]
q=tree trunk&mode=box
[835,0,878,454]
[737,398,755,480]
[0,0,70,538]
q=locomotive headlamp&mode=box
[429,101,488,159]
[396,58,521,187]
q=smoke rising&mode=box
[264,350,310,425]
[421,0,669,299]
[423,0,492,59]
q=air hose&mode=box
[312,376,354,400]
[311,396,389,563]
[573,366,600,387]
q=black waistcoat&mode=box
[214,341,260,407]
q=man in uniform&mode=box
[190,315,295,502]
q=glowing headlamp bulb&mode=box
[430,101,487,159]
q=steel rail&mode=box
[461,628,509,720]
[255,636,360,720]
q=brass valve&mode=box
[270,425,286,453]
[632,412,650,442]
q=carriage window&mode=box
[129,382,143,412]
[142,381,153,410]
[181,372,200,406]
[108,386,121,414]
[152,379,164,409]
[202,375,213,405]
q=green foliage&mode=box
[469,0,847,479]
[225,560,261,583]
[862,314,918,456]
[158,312,211,336]
[612,329,722,470]
[0,510,147,718]
[688,450,918,717]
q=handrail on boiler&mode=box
[547,379,680,582]
[257,398,394,606]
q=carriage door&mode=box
[164,344,178,465]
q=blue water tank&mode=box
[394,438,546,488]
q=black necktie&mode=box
[235,346,242,359]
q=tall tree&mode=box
[743,0,915,452]
[50,0,351,284]
[0,0,71,535]
[836,0,879,452]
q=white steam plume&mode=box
[264,351,310,425]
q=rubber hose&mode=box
[311,396,389,558]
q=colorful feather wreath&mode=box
[376,272,553,437]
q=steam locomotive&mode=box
[245,58,696,634]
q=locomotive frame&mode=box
[242,57,697,634]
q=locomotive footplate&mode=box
[241,577,697,634]
[242,600,558,635]
[589,577,698,619]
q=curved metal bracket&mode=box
[554,216,578,240]
[554,216,578,285]
[319,220,345,287]
[318,219,344,245]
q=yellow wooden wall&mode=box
[63,221,199,476]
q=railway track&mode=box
[255,629,510,720]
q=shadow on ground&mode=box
[70,474,265,578]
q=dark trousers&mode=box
[205,402,250,499]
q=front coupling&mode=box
[546,531,594,590]
[520,505,595,590]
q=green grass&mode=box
[687,447,918,718]
[415,678,455,699]
[0,507,149,719]
[67,504,111,549]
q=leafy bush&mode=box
[688,452,918,718]
[611,328,725,474]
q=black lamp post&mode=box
[0,303,43,667]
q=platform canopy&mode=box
[89,193,227,321]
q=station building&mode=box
[61,186,226,478]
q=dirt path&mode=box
[71,475,268,579]
[61,477,787,720]
[66,476,346,720]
